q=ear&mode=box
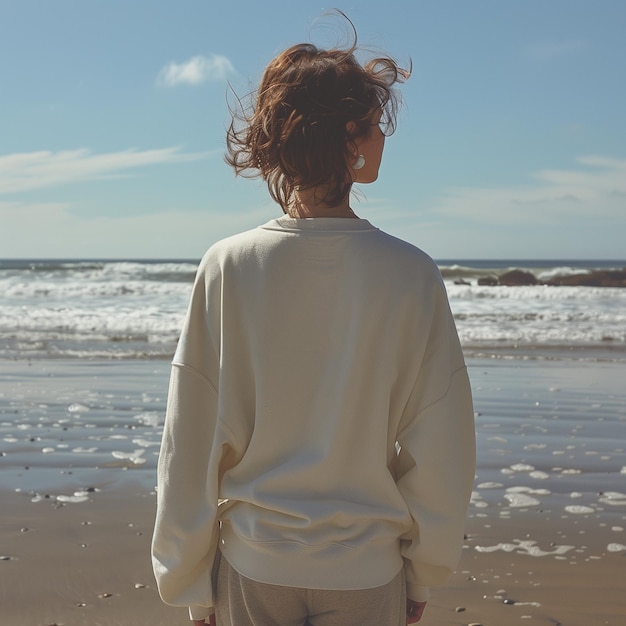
[346,121,357,135]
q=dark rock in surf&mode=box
[475,268,626,288]
[544,269,626,287]
[477,275,499,286]
[499,270,538,286]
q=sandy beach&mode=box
[1,355,625,625]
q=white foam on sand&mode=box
[529,471,550,480]
[56,493,90,503]
[111,449,147,465]
[30,489,97,504]
[68,403,90,413]
[502,463,536,475]
[503,486,550,508]
[598,492,626,506]
[475,539,575,557]
[133,412,161,427]
[132,438,160,448]
[505,493,541,508]
[607,543,626,552]
[507,486,551,496]
[565,505,595,514]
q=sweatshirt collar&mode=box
[261,216,377,233]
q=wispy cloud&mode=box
[157,54,235,87]
[0,147,210,195]
[358,155,626,258]
[426,155,626,225]
[524,39,586,61]
[0,200,273,258]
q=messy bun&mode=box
[226,20,409,212]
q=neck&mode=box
[289,188,358,219]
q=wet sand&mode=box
[1,486,181,626]
[1,356,625,625]
[2,485,624,626]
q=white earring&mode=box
[353,155,366,170]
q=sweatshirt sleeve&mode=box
[394,278,476,602]
[151,261,236,620]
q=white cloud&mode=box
[0,147,210,195]
[157,54,235,87]
[524,40,585,61]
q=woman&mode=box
[152,20,475,626]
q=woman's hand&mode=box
[192,615,216,626]
[406,599,427,624]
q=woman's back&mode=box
[167,215,473,594]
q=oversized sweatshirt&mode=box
[151,216,476,621]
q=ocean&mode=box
[1,258,624,361]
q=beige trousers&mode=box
[215,555,406,626]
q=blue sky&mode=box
[1,0,625,259]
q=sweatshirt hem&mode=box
[219,523,403,591]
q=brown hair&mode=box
[225,24,409,212]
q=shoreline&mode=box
[2,340,625,363]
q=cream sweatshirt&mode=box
[151,217,475,621]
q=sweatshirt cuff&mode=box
[189,605,213,621]
[407,585,430,603]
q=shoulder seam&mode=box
[416,364,467,419]
[398,364,467,439]
[172,361,217,393]
[171,362,242,447]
